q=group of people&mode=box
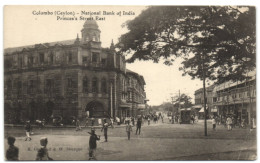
[6,136,53,161]
[211,115,251,131]
[6,116,145,161]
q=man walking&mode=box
[101,118,112,142]
[85,116,89,127]
[91,117,95,126]
[88,128,100,160]
[75,119,82,131]
[226,116,232,131]
[25,120,32,141]
[126,121,132,140]
[212,117,216,131]
[136,118,142,135]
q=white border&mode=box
[0,1,259,163]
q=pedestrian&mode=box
[212,117,216,131]
[101,118,112,142]
[91,117,95,126]
[126,120,132,140]
[226,116,232,131]
[110,117,114,127]
[6,136,19,161]
[241,118,246,128]
[75,119,82,131]
[161,115,164,123]
[191,115,195,124]
[24,120,32,141]
[131,117,135,126]
[147,117,150,125]
[85,116,89,127]
[237,117,241,128]
[136,118,142,135]
[232,116,235,129]
[88,128,100,160]
[175,115,179,124]
[36,137,53,160]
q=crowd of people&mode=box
[211,115,253,131]
[5,115,147,161]
[6,112,254,160]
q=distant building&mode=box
[194,72,256,124]
[194,85,215,119]
[212,74,256,124]
[4,20,146,124]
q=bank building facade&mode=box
[4,20,147,124]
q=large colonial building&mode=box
[4,20,147,124]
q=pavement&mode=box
[4,119,257,161]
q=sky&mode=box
[4,6,211,106]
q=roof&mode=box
[126,69,146,85]
[4,39,76,54]
[195,85,215,94]
[213,71,256,92]
[83,19,99,29]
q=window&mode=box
[39,53,44,63]
[7,80,12,92]
[50,52,54,64]
[67,78,73,88]
[101,78,107,93]
[92,53,98,63]
[28,80,35,94]
[83,77,88,93]
[18,58,23,68]
[92,78,98,93]
[28,56,34,65]
[101,58,106,65]
[83,56,88,63]
[68,52,72,63]
[46,79,53,90]
[17,81,22,95]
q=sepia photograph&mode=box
[3,5,256,161]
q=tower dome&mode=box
[81,19,101,44]
[83,19,99,29]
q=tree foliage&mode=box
[117,6,255,84]
[151,93,193,113]
[172,93,193,109]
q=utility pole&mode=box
[202,53,207,136]
[178,90,181,113]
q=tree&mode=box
[172,93,193,110]
[117,6,256,84]
[117,6,255,136]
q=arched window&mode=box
[92,77,98,93]
[83,77,88,93]
[101,78,107,93]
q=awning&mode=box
[199,108,205,113]
[192,105,202,109]
[138,104,146,109]
[120,103,131,108]
[180,108,191,111]
[211,108,218,112]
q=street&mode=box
[4,119,256,160]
